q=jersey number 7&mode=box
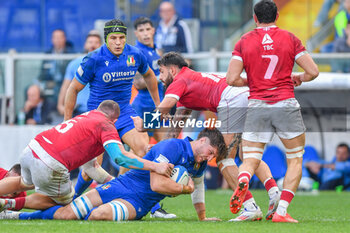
[262,55,279,79]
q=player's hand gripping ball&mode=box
[170,165,189,185]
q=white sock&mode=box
[276,200,289,216]
[268,186,280,200]
[243,198,259,211]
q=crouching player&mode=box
[0,100,172,213]
[1,128,225,221]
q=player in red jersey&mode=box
[0,100,173,213]
[226,0,319,223]
[0,165,26,199]
[133,52,281,221]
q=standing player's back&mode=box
[233,26,306,101]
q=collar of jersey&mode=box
[184,136,194,162]
[102,43,129,59]
[174,66,189,81]
[256,25,278,30]
[135,40,156,51]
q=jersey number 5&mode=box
[262,55,278,79]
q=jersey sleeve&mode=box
[164,79,187,101]
[137,51,150,75]
[64,59,76,81]
[232,39,243,62]
[0,168,8,180]
[291,33,307,60]
[98,122,122,147]
[75,54,96,85]
[152,140,181,165]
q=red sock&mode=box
[238,172,251,183]
[13,197,25,211]
[243,190,253,202]
[280,189,294,204]
[264,178,277,192]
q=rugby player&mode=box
[132,52,281,221]
[1,128,224,222]
[227,0,319,223]
[0,100,172,213]
[64,19,160,198]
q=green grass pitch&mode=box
[0,190,349,233]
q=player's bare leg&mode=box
[272,133,304,223]
[230,140,264,214]
[54,189,103,220]
[88,199,136,221]
[119,128,149,175]
[218,134,262,221]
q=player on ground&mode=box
[227,0,319,223]
[0,165,26,200]
[133,52,281,221]
[131,16,175,218]
[0,100,172,213]
[64,19,160,198]
[1,128,224,222]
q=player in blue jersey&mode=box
[2,128,225,221]
[131,17,175,218]
[132,17,165,142]
[63,19,160,197]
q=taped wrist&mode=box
[217,158,236,172]
[191,175,205,204]
[81,159,110,184]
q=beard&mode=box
[163,73,174,89]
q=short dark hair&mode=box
[97,100,120,121]
[85,33,102,43]
[157,52,189,69]
[197,128,227,160]
[134,17,154,29]
[9,164,21,175]
[254,0,278,24]
[337,143,349,152]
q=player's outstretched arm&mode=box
[191,176,221,221]
[165,107,192,139]
[150,172,194,196]
[64,78,85,120]
[104,142,173,176]
[226,58,248,87]
[295,53,319,82]
[142,68,160,106]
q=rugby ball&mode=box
[170,165,189,185]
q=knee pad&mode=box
[217,158,236,172]
[242,146,264,160]
[285,146,304,159]
[108,200,129,221]
[70,194,93,219]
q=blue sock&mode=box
[151,202,161,214]
[74,170,93,199]
[84,207,97,220]
[19,206,62,220]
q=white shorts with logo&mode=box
[20,139,74,204]
[217,86,249,134]
[242,98,306,143]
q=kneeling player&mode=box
[2,128,225,221]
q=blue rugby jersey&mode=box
[75,44,149,110]
[133,40,164,107]
[118,137,206,204]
